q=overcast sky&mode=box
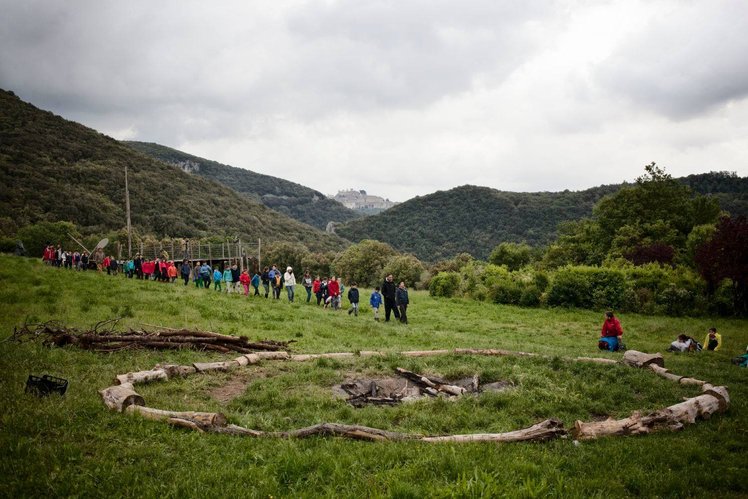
[2,0,747,201]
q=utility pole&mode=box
[125,165,132,258]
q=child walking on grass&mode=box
[347,282,359,316]
[370,286,382,321]
[213,267,223,291]
[223,265,233,293]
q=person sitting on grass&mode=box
[704,327,722,351]
[667,334,702,352]
[598,311,623,351]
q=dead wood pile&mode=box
[11,321,293,353]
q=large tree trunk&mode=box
[99,383,145,412]
[126,405,227,427]
[395,367,466,396]
[422,419,566,443]
[115,368,168,385]
[193,361,239,373]
[623,350,664,368]
[573,384,730,440]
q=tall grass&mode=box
[1,255,746,497]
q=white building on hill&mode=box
[333,189,398,213]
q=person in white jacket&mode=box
[284,266,296,302]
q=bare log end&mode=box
[623,350,665,368]
[99,383,145,413]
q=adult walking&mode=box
[284,266,296,302]
[381,274,400,322]
[396,281,409,324]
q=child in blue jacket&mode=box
[213,267,223,291]
[370,287,382,322]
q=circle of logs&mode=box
[99,349,730,443]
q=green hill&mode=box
[337,177,746,262]
[0,89,347,252]
[124,141,362,230]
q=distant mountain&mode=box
[336,176,747,262]
[0,89,348,252]
[124,141,361,230]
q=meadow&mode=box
[0,255,746,498]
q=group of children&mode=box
[49,250,411,322]
[599,311,732,359]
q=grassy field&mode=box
[1,255,746,498]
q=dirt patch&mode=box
[208,374,252,404]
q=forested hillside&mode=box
[0,89,347,252]
[124,141,361,230]
[337,176,746,262]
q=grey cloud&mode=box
[279,0,554,114]
[595,2,748,119]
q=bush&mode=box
[332,240,397,287]
[429,272,461,298]
[546,266,629,310]
[382,254,424,289]
[489,280,522,305]
[16,221,80,257]
[488,242,533,271]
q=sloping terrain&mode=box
[0,89,347,252]
[337,176,746,262]
[124,141,361,230]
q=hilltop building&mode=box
[333,189,398,214]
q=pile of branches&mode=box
[10,320,294,354]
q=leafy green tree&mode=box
[541,219,606,268]
[301,251,336,278]
[264,242,310,274]
[488,242,533,271]
[16,221,81,257]
[331,239,397,287]
[429,271,461,297]
[382,254,424,288]
[594,163,720,252]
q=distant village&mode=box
[332,189,399,214]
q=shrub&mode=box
[382,254,425,289]
[331,240,397,287]
[429,272,461,298]
[489,280,522,305]
[546,266,629,310]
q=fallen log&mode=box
[401,350,451,357]
[115,368,168,385]
[99,383,145,412]
[168,417,205,433]
[277,423,418,442]
[453,348,538,358]
[395,368,466,396]
[422,419,566,443]
[648,364,683,383]
[255,351,290,360]
[623,350,664,368]
[126,405,227,427]
[573,384,730,440]
[157,364,198,377]
[291,352,356,362]
[193,361,239,373]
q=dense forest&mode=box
[124,141,361,230]
[337,174,747,262]
[0,90,347,252]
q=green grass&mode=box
[1,255,746,498]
